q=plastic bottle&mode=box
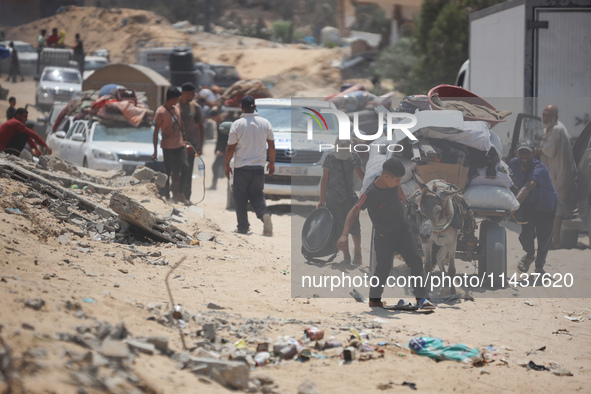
[192,154,205,178]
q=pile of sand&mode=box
[4,6,347,97]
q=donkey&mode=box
[407,180,464,278]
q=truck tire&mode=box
[226,180,235,210]
[480,222,507,289]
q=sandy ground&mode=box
[0,6,590,394]
[0,140,590,393]
[2,6,346,99]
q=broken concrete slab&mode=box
[185,358,250,390]
[0,158,116,220]
[153,172,167,189]
[132,166,155,181]
[147,336,169,353]
[109,192,194,245]
[202,323,216,342]
[100,340,130,359]
[126,339,156,355]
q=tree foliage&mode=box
[351,3,390,34]
[375,0,505,95]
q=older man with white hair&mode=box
[535,105,577,248]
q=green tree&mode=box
[375,0,504,95]
[351,3,390,34]
[375,38,419,95]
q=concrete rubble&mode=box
[131,165,168,189]
[0,155,195,246]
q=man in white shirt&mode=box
[225,96,275,235]
[535,105,577,248]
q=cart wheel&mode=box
[477,221,491,277]
[226,180,235,210]
[480,222,507,289]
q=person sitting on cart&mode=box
[509,139,557,275]
[317,139,365,265]
[337,157,435,310]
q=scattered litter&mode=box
[24,298,45,310]
[401,381,417,390]
[564,316,583,322]
[526,361,549,371]
[552,328,572,336]
[349,289,366,303]
[408,337,482,364]
[81,298,95,303]
[523,300,535,306]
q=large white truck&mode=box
[455,0,591,151]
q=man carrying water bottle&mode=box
[178,82,205,202]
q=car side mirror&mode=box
[55,131,66,139]
[71,133,86,142]
[34,76,40,82]
[37,116,48,123]
[219,121,232,135]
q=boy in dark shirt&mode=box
[6,96,16,120]
[317,142,364,264]
[509,139,558,275]
[338,158,434,309]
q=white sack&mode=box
[463,185,520,211]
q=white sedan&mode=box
[49,119,163,174]
[36,67,82,110]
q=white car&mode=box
[226,98,339,208]
[47,119,163,173]
[82,55,109,80]
[0,40,38,76]
[36,67,82,110]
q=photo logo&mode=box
[304,107,418,153]
[305,108,418,141]
[303,107,328,132]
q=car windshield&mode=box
[211,66,238,78]
[15,44,36,53]
[85,60,108,70]
[92,123,154,143]
[256,106,338,134]
[43,69,81,83]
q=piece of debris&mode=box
[349,289,366,303]
[24,299,45,311]
[109,192,194,245]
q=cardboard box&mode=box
[415,162,469,190]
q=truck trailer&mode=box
[455,0,591,150]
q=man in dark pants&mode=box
[152,87,191,205]
[338,158,434,309]
[509,139,558,275]
[209,110,225,190]
[73,33,85,75]
[0,108,52,157]
[225,96,275,236]
[178,82,204,201]
[6,42,24,83]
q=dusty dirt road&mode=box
[1,138,590,393]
